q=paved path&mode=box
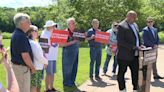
[78,45,164,92]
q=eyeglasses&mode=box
[114,25,118,27]
[33,30,38,32]
[147,21,153,23]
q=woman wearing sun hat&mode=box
[40,20,60,92]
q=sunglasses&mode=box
[114,25,118,27]
[147,21,153,23]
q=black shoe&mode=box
[95,76,102,80]
[154,75,164,79]
[45,89,52,92]
[89,75,93,79]
[103,72,106,76]
[51,88,60,92]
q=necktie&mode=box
[151,29,155,39]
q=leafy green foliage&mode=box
[0,0,164,32]
[2,32,12,39]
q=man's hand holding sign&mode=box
[51,30,69,46]
[95,31,110,44]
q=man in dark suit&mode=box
[142,17,163,79]
[117,11,143,92]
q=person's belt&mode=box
[12,62,26,66]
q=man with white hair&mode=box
[61,18,79,87]
[10,13,36,92]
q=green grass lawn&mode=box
[0,39,109,92]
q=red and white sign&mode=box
[95,31,110,44]
[111,44,117,54]
[51,30,69,45]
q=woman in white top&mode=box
[0,47,19,92]
[27,25,48,92]
[40,20,59,92]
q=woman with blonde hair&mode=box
[27,25,48,92]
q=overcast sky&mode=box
[0,0,54,8]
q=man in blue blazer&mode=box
[142,17,163,79]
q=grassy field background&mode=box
[0,39,110,92]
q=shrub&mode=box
[159,31,164,43]
[2,32,12,39]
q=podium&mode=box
[138,48,157,92]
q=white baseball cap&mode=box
[43,20,57,28]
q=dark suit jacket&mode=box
[142,27,159,47]
[117,20,141,61]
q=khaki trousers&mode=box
[12,64,30,92]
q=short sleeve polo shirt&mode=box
[10,28,33,66]
[87,28,102,48]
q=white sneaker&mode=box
[112,72,116,76]
[120,88,127,92]
[133,90,138,92]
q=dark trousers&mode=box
[103,54,117,74]
[117,57,139,90]
[152,49,159,76]
[89,47,102,77]
[62,45,79,86]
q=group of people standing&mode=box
[0,10,163,92]
[81,10,163,92]
[6,13,80,92]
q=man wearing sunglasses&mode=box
[103,21,119,76]
[142,17,164,79]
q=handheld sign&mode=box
[111,44,117,54]
[39,38,49,53]
[95,31,110,44]
[51,30,69,45]
[73,32,86,41]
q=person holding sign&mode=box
[40,20,59,92]
[61,18,79,87]
[117,11,144,92]
[86,19,102,80]
[103,21,118,76]
[142,17,163,79]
